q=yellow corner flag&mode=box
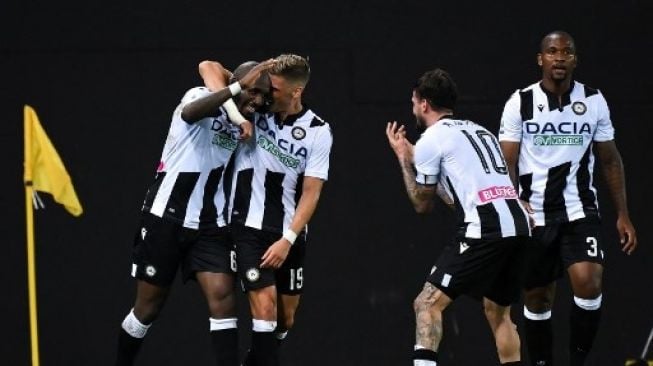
[23,105,83,366]
[24,105,83,216]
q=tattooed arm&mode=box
[386,121,436,213]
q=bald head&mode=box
[231,61,259,82]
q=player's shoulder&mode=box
[299,109,330,129]
[180,86,212,104]
[573,80,602,99]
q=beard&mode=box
[415,115,427,134]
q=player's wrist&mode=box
[228,82,242,96]
[282,229,298,245]
[222,98,247,126]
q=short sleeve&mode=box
[305,125,333,180]
[498,90,523,142]
[181,87,212,105]
[414,132,442,185]
[174,87,213,122]
[593,92,615,142]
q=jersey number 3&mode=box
[462,130,508,175]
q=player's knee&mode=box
[524,289,554,312]
[280,313,295,331]
[250,294,277,320]
[572,274,602,298]
[484,303,511,328]
[133,302,163,324]
[413,292,439,314]
[207,292,236,318]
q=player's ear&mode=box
[537,53,543,66]
[292,86,304,98]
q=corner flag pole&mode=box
[24,108,41,366]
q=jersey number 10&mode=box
[462,130,508,175]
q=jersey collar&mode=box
[274,105,308,127]
[539,81,575,112]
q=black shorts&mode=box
[181,226,236,282]
[523,216,604,290]
[232,224,307,294]
[427,235,525,307]
[131,213,233,286]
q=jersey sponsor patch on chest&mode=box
[525,121,591,146]
[257,135,302,168]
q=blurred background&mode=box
[2,0,652,364]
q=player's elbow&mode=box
[180,107,199,124]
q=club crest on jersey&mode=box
[145,265,157,277]
[291,126,306,140]
[572,101,587,115]
[246,268,260,282]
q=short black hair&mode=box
[540,30,576,53]
[414,68,458,110]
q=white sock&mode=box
[121,309,150,338]
[209,317,237,331]
[252,319,277,333]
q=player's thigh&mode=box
[182,226,236,284]
[522,224,564,291]
[427,236,518,302]
[248,285,278,320]
[132,213,194,287]
[484,236,527,307]
[232,224,277,292]
[276,234,307,295]
[560,216,605,268]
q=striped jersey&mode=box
[498,81,614,225]
[142,87,240,229]
[229,107,332,234]
[414,117,530,239]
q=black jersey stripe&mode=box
[506,199,530,236]
[232,168,254,224]
[576,144,599,217]
[220,155,236,225]
[262,170,286,232]
[477,202,502,239]
[543,161,571,224]
[163,172,201,221]
[142,172,166,209]
[519,89,533,121]
[446,177,468,236]
[198,166,224,228]
[518,173,533,203]
[583,85,599,98]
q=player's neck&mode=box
[277,99,303,122]
[541,77,572,96]
[425,109,454,127]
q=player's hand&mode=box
[386,121,414,162]
[260,238,291,269]
[239,58,276,89]
[239,120,253,140]
[520,199,535,229]
[616,214,637,255]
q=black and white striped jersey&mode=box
[498,81,614,225]
[229,107,332,234]
[415,117,530,239]
[142,87,240,229]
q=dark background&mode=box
[2,1,652,365]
